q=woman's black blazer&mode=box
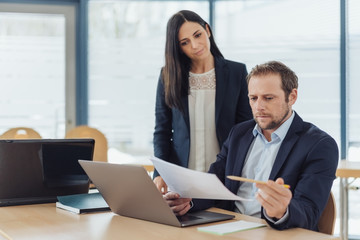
[153,57,252,177]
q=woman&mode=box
[153,10,252,193]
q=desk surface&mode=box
[0,204,339,240]
[336,160,360,178]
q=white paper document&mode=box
[150,156,251,201]
[197,220,266,235]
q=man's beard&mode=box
[255,106,291,130]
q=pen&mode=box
[227,176,290,189]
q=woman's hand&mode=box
[153,176,168,194]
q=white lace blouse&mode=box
[188,68,220,172]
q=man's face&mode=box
[248,73,297,133]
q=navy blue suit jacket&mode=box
[153,57,252,177]
[191,112,339,231]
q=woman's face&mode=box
[178,21,212,62]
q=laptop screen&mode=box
[0,139,94,206]
[42,142,94,187]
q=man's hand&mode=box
[163,192,192,216]
[154,176,168,194]
[255,178,292,220]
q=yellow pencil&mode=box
[227,175,290,189]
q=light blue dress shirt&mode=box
[235,111,295,218]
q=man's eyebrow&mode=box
[248,94,275,97]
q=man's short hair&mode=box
[247,61,298,100]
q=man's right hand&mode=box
[163,192,192,216]
[153,176,168,194]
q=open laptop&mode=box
[79,160,234,227]
[0,139,94,206]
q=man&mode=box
[164,61,339,231]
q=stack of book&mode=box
[56,192,110,214]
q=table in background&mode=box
[336,160,360,240]
[0,203,339,240]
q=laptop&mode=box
[78,160,235,227]
[0,139,94,206]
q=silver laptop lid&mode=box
[79,160,181,227]
[79,161,235,227]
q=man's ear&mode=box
[288,89,298,105]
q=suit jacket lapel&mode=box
[215,58,229,125]
[269,113,303,180]
[230,125,255,193]
[181,94,190,131]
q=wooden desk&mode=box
[336,160,360,240]
[0,204,339,240]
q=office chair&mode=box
[0,127,42,139]
[318,191,336,235]
[65,125,108,162]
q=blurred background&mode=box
[0,0,359,237]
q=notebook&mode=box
[0,139,94,206]
[56,192,110,214]
[78,160,235,227]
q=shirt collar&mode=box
[252,111,295,142]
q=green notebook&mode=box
[197,220,266,235]
[56,192,110,214]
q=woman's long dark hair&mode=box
[162,10,223,110]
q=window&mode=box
[0,2,77,138]
[348,0,360,160]
[347,0,360,235]
[215,0,340,146]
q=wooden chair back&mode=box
[142,165,154,172]
[0,127,41,139]
[65,125,108,162]
[318,191,336,235]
